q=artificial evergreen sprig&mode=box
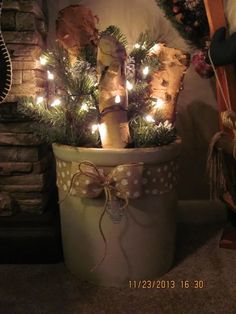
[100,25,128,48]
[156,0,209,49]
[18,97,100,147]
[43,44,98,107]
[18,25,177,148]
[130,33,159,65]
[129,32,161,83]
[130,116,176,148]
[18,98,100,147]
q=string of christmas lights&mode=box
[18,26,177,148]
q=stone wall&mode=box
[0,0,54,215]
[2,0,47,101]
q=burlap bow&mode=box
[60,160,143,221]
[71,160,143,196]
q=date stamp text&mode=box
[128,280,205,289]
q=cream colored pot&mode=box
[53,138,181,287]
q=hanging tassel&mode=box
[207,131,227,200]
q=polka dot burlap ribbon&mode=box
[58,160,144,202]
[56,159,178,200]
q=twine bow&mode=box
[59,160,143,271]
[63,160,143,201]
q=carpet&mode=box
[0,223,235,314]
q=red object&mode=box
[192,50,214,78]
[220,223,236,250]
[173,5,181,14]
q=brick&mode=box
[3,31,44,46]
[14,79,45,89]
[0,133,42,146]
[5,89,45,102]
[10,55,40,62]
[0,102,18,112]
[2,0,20,11]
[11,53,43,63]
[0,162,32,175]
[12,70,23,85]
[7,44,42,59]
[11,60,40,70]
[0,184,46,192]
[22,69,36,81]
[11,191,47,200]
[0,147,16,162]
[15,12,36,31]
[0,173,47,185]
[22,69,46,82]
[19,0,44,19]
[17,198,48,214]
[17,198,47,205]
[0,122,32,133]
[18,77,46,88]
[0,102,20,121]
[9,79,46,89]
[0,102,29,122]
[2,1,44,18]
[1,11,16,31]
[0,145,48,162]
[0,192,17,216]
[7,83,46,98]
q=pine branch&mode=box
[156,0,209,49]
[100,25,128,48]
[130,32,156,64]
[18,97,100,147]
[79,43,97,66]
[130,116,176,147]
[127,82,150,120]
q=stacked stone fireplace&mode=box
[0,0,53,216]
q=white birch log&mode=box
[97,35,131,148]
[149,43,190,122]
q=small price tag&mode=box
[106,197,124,223]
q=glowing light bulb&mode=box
[145,115,155,123]
[126,80,133,91]
[143,66,149,76]
[115,95,121,104]
[81,103,89,111]
[98,123,107,140]
[39,56,47,65]
[91,124,99,134]
[50,99,61,107]
[47,70,54,80]
[150,43,162,54]
[36,96,44,105]
[134,43,141,49]
[154,98,165,109]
